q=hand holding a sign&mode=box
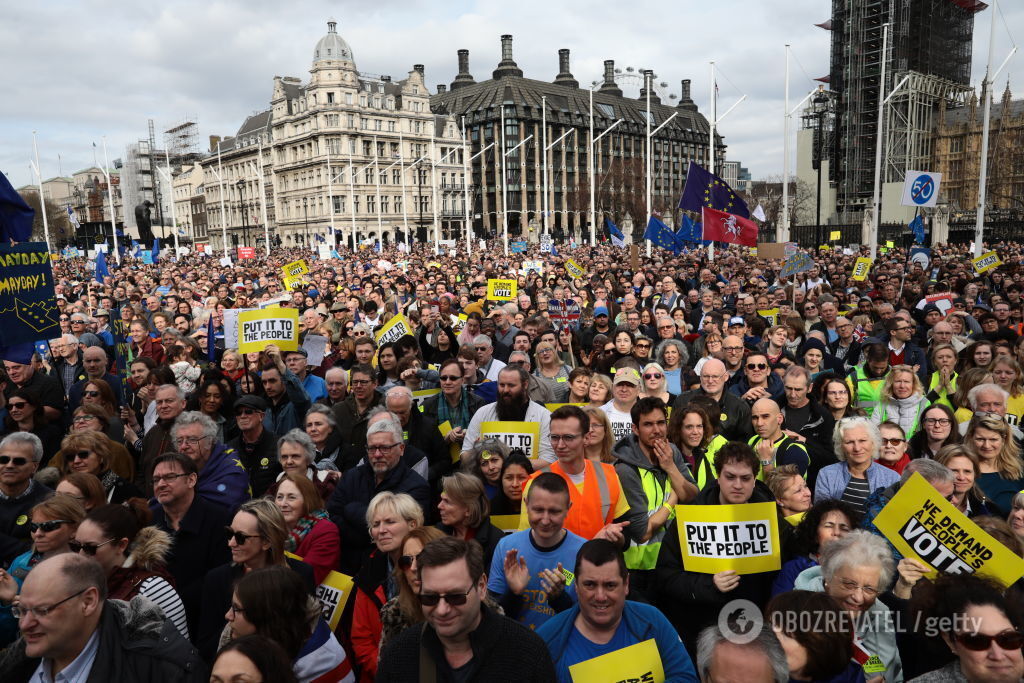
[712,569,740,593]
[893,557,931,599]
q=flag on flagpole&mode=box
[678,161,750,218]
[604,217,625,247]
[66,205,81,230]
[152,239,160,261]
[752,204,767,222]
[206,312,216,362]
[701,207,758,247]
[643,216,681,255]
[94,251,110,283]
[0,172,34,242]
[909,214,925,243]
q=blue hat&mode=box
[594,306,610,317]
[1,342,36,366]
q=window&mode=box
[394,195,402,212]
[364,168,374,184]
[381,196,389,213]
[367,195,375,213]
[374,119,382,131]
[326,114,339,127]
[345,93,353,105]
[362,141,372,156]
[353,196,360,213]
[347,114,355,128]
[376,141,385,156]
[392,169,401,184]
[373,97,380,108]
[379,169,388,185]
[360,96,367,107]
[327,92,335,104]
[349,139,357,154]
[333,196,345,213]
[360,118,368,130]
[388,121,395,132]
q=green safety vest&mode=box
[928,371,957,409]
[693,434,728,490]
[622,467,673,571]
[848,366,888,417]
[747,434,809,481]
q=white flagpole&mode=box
[217,140,228,257]
[782,45,790,242]
[400,131,410,249]
[101,137,120,263]
[256,139,270,256]
[31,131,52,253]
[164,149,180,254]
[709,62,716,263]
[327,145,336,249]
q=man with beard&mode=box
[461,366,555,464]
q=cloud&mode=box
[2,0,1019,189]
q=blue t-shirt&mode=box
[562,620,633,680]
[488,528,586,631]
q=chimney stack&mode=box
[437,84,447,93]
[677,78,698,112]
[413,64,424,76]
[639,70,661,105]
[553,48,579,88]
[598,60,623,97]
[451,48,477,90]
[381,75,391,83]
[492,34,524,79]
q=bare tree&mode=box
[745,176,815,228]
[18,190,72,246]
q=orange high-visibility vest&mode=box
[530,459,622,539]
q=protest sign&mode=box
[540,237,553,253]
[915,293,954,316]
[510,240,528,253]
[872,473,1024,586]
[436,420,462,463]
[374,314,414,345]
[565,259,586,279]
[676,501,781,574]
[302,334,329,367]
[219,257,233,267]
[236,247,255,259]
[522,260,544,276]
[141,250,154,264]
[568,638,665,683]
[779,253,814,278]
[490,514,525,535]
[487,279,517,301]
[316,570,355,630]
[480,421,541,460]
[282,259,309,278]
[829,230,841,241]
[757,308,780,327]
[548,299,582,330]
[756,243,788,261]
[544,403,587,412]
[972,251,1002,274]
[0,243,63,347]
[283,274,308,291]
[412,389,441,406]
[851,257,873,281]
[222,308,255,350]
[238,308,298,354]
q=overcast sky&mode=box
[3,0,1020,190]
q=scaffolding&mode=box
[164,118,200,165]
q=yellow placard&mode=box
[281,259,309,278]
[480,421,541,460]
[568,638,665,683]
[316,570,355,631]
[283,274,308,290]
[437,420,462,463]
[972,250,1003,274]
[544,402,587,412]
[819,245,831,251]
[374,314,414,345]
[885,240,895,248]
[829,230,842,241]
[757,308,779,327]
[490,514,525,534]
[852,257,873,281]
[487,279,518,301]
[871,473,1024,586]
[412,388,441,406]
[676,501,781,575]
[565,259,586,280]
[238,308,299,354]
[750,247,758,257]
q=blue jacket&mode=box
[728,371,785,403]
[771,554,817,597]
[813,461,900,504]
[197,443,250,511]
[537,600,698,683]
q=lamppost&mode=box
[236,179,246,248]
[812,88,830,248]
[302,197,309,246]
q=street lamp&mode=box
[302,197,309,245]
[236,179,246,248]
[812,87,830,248]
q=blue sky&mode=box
[2,0,1019,189]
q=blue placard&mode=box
[910,174,936,205]
[779,253,814,278]
[510,241,528,253]
[0,243,61,346]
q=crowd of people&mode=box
[0,237,1022,682]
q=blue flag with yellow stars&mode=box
[643,216,681,255]
[678,161,750,218]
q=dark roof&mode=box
[281,80,304,102]
[237,110,272,137]
[943,97,1023,126]
[431,75,716,144]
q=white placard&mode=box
[302,334,329,367]
[901,171,942,208]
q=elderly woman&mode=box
[640,362,675,405]
[587,374,613,408]
[877,421,911,475]
[765,464,812,521]
[56,431,141,504]
[463,437,508,501]
[793,530,902,683]
[273,473,339,585]
[655,335,688,395]
[304,405,343,471]
[814,417,901,515]
[934,444,992,518]
[771,498,858,596]
[68,404,135,480]
[533,338,572,402]
[197,498,315,663]
[765,591,860,683]
[436,471,503,569]
[964,415,1024,516]
[870,364,930,437]
[219,350,245,383]
[351,492,423,682]
[269,428,338,502]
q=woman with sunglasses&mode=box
[640,362,675,406]
[351,492,423,682]
[224,566,350,683]
[71,500,189,638]
[533,339,572,403]
[274,473,339,585]
[377,526,447,656]
[80,377,126,440]
[197,498,315,663]
[420,358,486,467]
[56,431,141,503]
[0,495,85,647]
[1,388,62,466]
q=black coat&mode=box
[227,427,281,498]
[673,388,754,443]
[377,604,557,683]
[327,459,430,575]
[0,481,51,567]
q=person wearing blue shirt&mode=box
[487,472,586,631]
[285,348,328,403]
[537,539,698,683]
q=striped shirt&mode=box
[840,476,871,516]
[139,576,189,640]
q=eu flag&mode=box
[909,214,925,243]
[678,161,750,218]
[643,216,681,255]
[605,217,625,247]
[94,251,110,283]
[0,172,34,243]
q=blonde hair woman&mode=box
[640,362,674,404]
[869,365,929,438]
[989,355,1024,425]
[964,415,1024,517]
[582,405,614,463]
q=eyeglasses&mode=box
[954,630,1024,651]
[635,343,651,349]
[59,317,69,322]
[550,433,582,443]
[228,603,247,617]
[0,455,30,466]
[723,346,743,352]
[69,538,115,556]
[225,527,261,545]
[367,443,400,454]
[602,348,615,355]
[922,417,951,426]
[881,438,905,446]
[350,379,372,386]
[7,401,28,410]
[29,520,69,533]
[151,472,189,485]
[236,408,261,416]
[701,373,726,381]
[746,363,767,370]
[833,577,879,598]
[398,553,420,569]
[439,375,463,382]
[70,451,93,461]
[175,436,211,447]
[419,585,476,607]
[11,588,88,619]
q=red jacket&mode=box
[350,583,385,682]
[295,518,341,585]
[132,336,165,365]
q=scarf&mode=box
[437,387,471,429]
[285,509,328,553]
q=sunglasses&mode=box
[954,630,1024,651]
[236,408,261,416]
[643,373,663,379]
[419,585,475,607]
[70,451,93,461]
[881,438,905,445]
[0,455,29,466]
[439,375,462,382]
[225,527,261,545]
[746,363,768,370]
[69,538,116,556]
[7,401,28,410]
[83,390,100,398]
[30,520,69,533]
[397,553,420,570]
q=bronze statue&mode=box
[134,200,155,243]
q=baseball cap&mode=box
[284,347,308,358]
[613,367,641,387]
[594,306,610,317]
[729,316,745,327]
